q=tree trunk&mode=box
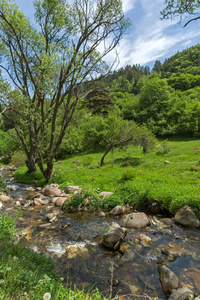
[26,153,37,173]
[43,160,54,183]
[100,145,113,167]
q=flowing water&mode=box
[1,170,200,299]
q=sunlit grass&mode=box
[14,138,200,215]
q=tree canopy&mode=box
[0,0,130,181]
[161,0,200,27]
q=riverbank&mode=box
[13,138,200,216]
[1,166,200,299]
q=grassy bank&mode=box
[0,215,107,300]
[14,138,200,215]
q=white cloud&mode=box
[122,0,137,13]
[104,0,200,68]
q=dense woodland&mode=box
[1,44,200,162]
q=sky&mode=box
[15,0,200,70]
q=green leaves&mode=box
[161,0,200,26]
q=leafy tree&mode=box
[82,84,114,115]
[161,0,200,27]
[0,129,21,159]
[152,60,162,74]
[84,112,155,166]
[137,75,174,135]
[0,0,130,181]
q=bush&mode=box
[64,189,102,211]
[120,168,136,182]
[10,151,26,168]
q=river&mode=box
[1,169,200,299]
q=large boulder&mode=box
[168,287,194,300]
[42,186,62,197]
[175,206,200,228]
[103,227,126,249]
[158,265,179,294]
[120,212,150,228]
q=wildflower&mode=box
[6,267,11,271]
[13,256,18,260]
[43,293,51,300]
[43,274,50,280]
[0,279,5,285]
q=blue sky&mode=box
[16,0,200,69]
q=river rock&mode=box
[109,205,125,216]
[39,223,52,229]
[103,227,126,249]
[119,249,135,265]
[51,197,59,204]
[7,184,19,191]
[0,194,13,202]
[158,265,179,294]
[111,222,121,228]
[33,198,45,206]
[42,186,62,196]
[46,213,57,221]
[120,212,150,228]
[98,211,106,218]
[168,287,194,300]
[160,218,173,226]
[32,193,46,200]
[139,233,152,244]
[65,186,82,194]
[55,197,67,206]
[175,206,200,228]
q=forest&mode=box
[1,43,200,163]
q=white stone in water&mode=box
[7,185,19,191]
[98,211,106,218]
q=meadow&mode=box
[14,138,200,216]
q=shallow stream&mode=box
[1,170,200,299]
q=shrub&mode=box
[64,189,101,211]
[82,156,94,167]
[120,168,136,182]
[10,151,26,168]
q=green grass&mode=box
[14,138,200,215]
[0,215,107,300]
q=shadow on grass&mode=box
[113,156,145,166]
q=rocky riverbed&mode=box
[0,167,200,300]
